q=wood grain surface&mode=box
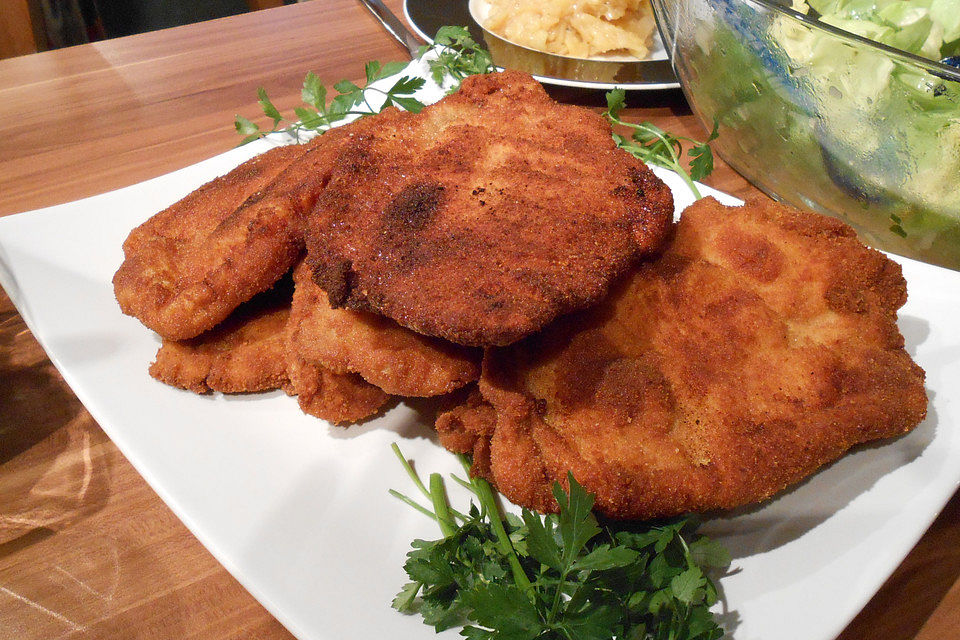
[0,1,957,639]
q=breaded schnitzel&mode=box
[149,282,292,394]
[289,261,481,397]
[115,127,361,341]
[148,264,389,424]
[307,70,673,346]
[285,355,390,425]
[286,261,390,423]
[437,198,927,519]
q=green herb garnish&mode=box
[234,61,427,144]
[235,26,494,144]
[604,89,719,200]
[417,25,495,92]
[390,444,730,640]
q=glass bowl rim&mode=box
[674,0,960,83]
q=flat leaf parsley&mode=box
[234,61,425,144]
[234,26,493,144]
[390,445,730,640]
[603,89,719,200]
[418,25,495,91]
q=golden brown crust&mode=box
[440,197,927,519]
[114,129,358,341]
[435,387,497,454]
[148,263,390,424]
[148,284,292,394]
[284,261,390,423]
[284,355,389,425]
[307,70,673,346]
[289,261,480,396]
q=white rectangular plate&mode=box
[1,62,958,640]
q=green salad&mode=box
[802,0,960,60]
[690,0,960,269]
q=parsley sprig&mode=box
[234,61,427,144]
[604,89,719,200]
[234,26,493,145]
[418,26,495,91]
[390,444,730,640]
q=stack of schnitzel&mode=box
[114,70,927,519]
[115,70,673,422]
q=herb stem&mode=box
[391,442,431,499]
[673,162,703,200]
[547,568,570,624]
[470,474,536,601]
[450,472,477,494]
[388,488,439,521]
[603,90,716,200]
[391,444,469,523]
[429,473,457,538]
[632,123,704,200]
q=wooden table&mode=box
[1,1,957,638]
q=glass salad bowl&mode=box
[651,0,960,270]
